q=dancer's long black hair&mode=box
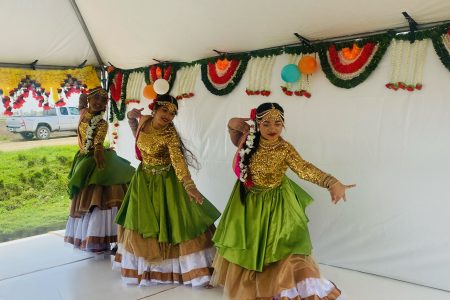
[239,102,285,203]
[153,94,199,170]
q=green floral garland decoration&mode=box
[318,33,392,89]
[201,54,250,96]
[105,22,450,95]
[431,24,450,73]
[109,72,128,122]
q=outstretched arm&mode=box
[285,143,355,204]
[228,117,250,147]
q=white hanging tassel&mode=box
[386,39,428,91]
[172,64,200,100]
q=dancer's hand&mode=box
[328,182,356,204]
[127,108,144,120]
[187,187,204,205]
[94,149,106,169]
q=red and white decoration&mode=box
[150,65,174,84]
[109,71,124,102]
[386,39,428,91]
[246,55,276,96]
[3,77,51,115]
[172,64,200,100]
[109,72,124,148]
[202,57,247,95]
[56,75,87,107]
[1,92,12,116]
[281,54,312,98]
[327,43,378,81]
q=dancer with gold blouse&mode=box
[64,87,135,253]
[114,94,220,287]
[212,102,355,299]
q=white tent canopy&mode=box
[1,0,450,294]
[2,0,450,68]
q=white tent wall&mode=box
[111,42,450,292]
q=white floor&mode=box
[0,231,449,300]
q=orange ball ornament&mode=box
[298,56,317,75]
[143,84,157,99]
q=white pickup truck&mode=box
[5,106,80,140]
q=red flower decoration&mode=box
[250,108,257,120]
[148,98,157,110]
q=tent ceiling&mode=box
[2,0,450,69]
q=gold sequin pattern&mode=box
[137,122,189,181]
[78,117,107,151]
[249,138,336,188]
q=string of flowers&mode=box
[111,119,120,148]
[82,112,104,153]
[109,71,128,122]
[246,55,276,96]
[172,64,200,100]
[106,22,450,97]
[236,109,256,187]
[125,71,144,103]
[386,38,428,91]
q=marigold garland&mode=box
[201,54,249,95]
[318,34,392,89]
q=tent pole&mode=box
[0,62,82,70]
[68,0,104,66]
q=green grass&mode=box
[0,145,78,242]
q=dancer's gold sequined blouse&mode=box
[249,138,337,188]
[137,122,189,181]
[78,113,107,151]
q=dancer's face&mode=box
[258,118,283,141]
[153,105,176,128]
[88,93,108,113]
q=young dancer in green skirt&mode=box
[114,94,220,287]
[64,87,135,253]
[212,102,355,299]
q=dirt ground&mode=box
[0,119,78,151]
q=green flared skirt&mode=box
[115,164,221,244]
[212,176,314,272]
[68,149,136,198]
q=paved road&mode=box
[0,136,78,152]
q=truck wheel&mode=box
[20,132,34,140]
[36,126,50,140]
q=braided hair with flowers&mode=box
[236,102,285,202]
